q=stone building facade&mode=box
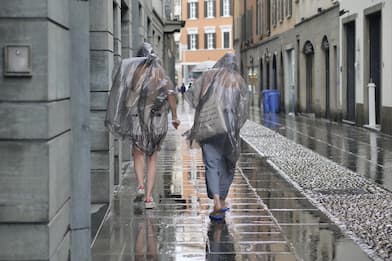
[235,0,340,119]
[236,0,392,135]
[339,0,392,133]
[0,0,183,260]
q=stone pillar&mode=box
[120,1,132,173]
[113,0,122,189]
[0,0,71,260]
[121,1,133,59]
[69,0,91,260]
[89,0,115,204]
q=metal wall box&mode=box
[3,44,32,77]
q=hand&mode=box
[171,119,180,129]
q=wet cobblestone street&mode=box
[91,102,376,260]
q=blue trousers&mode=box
[201,134,236,200]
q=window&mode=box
[285,0,292,17]
[223,31,230,48]
[257,0,262,35]
[188,1,198,19]
[279,0,284,22]
[272,0,277,26]
[222,0,231,17]
[204,27,216,49]
[221,26,231,49]
[206,33,215,49]
[189,34,198,50]
[205,0,216,18]
[207,0,214,17]
[266,0,271,33]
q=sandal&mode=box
[219,207,230,213]
[144,198,156,209]
[209,211,225,220]
[136,185,145,196]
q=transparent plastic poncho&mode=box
[105,54,176,155]
[184,53,250,162]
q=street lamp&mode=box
[248,65,258,94]
[248,68,258,82]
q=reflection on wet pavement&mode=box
[91,101,371,260]
[249,105,392,192]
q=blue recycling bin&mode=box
[262,90,271,113]
[269,90,280,113]
[262,89,280,113]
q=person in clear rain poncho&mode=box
[184,53,249,220]
[105,43,180,209]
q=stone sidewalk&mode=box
[91,102,373,260]
[247,105,392,260]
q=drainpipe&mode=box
[368,80,376,128]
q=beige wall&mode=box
[297,0,336,23]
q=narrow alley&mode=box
[91,101,378,260]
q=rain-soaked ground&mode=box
[91,101,372,260]
[248,99,392,193]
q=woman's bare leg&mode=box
[213,194,222,212]
[145,151,158,200]
[133,147,145,188]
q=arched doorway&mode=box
[322,36,330,118]
[272,54,277,89]
[303,41,314,113]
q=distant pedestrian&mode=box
[180,82,186,99]
[184,53,249,220]
[188,82,192,89]
[105,42,180,209]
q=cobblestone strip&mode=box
[241,120,392,260]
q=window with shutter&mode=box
[189,2,198,19]
[223,31,230,48]
[257,0,262,35]
[220,0,223,16]
[206,33,215,49]
[206,0,215,18]
[222,0,230,17]
[279,0,284,22]
[272,0,277,26]
[189,34,198,50]
[266,0,271,33]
